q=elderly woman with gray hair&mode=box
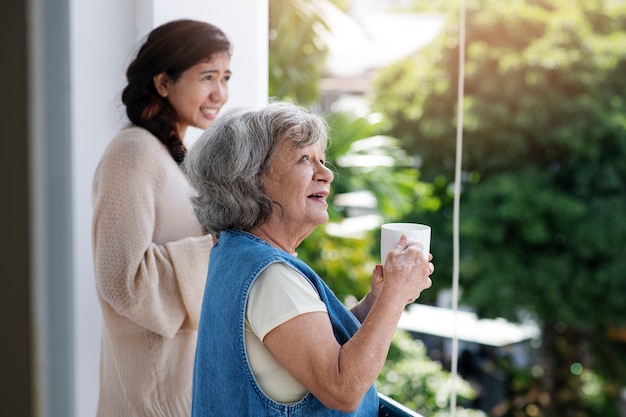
[184,101,434,417]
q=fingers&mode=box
[408,275,433,302]
[369,265,385,299]
[396,234,429,261]
[385,236,434,302]
[395,234,408,249]
[371,265,384,285]
[382,233,435,302]
[395,234,422,250]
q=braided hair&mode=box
[122,19,231,163]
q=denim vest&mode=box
[191,229,379,417]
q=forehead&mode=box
[188,51,231,71]
[203,51,231,65]
[274,139,324,159]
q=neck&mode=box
[250,228,298,254]
[251,220,315,255]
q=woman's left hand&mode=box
[369,265,385,299]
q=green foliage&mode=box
[374,0,626,327]
[269,0,332,104]
[492,340,618,417]
[326,111,427,220]
[373,0,626,323]
[296,226,375,301]
[372,0,626,414]
[378,330,485,417]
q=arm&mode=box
[263,235,433,412]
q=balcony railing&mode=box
[379,393,425,417]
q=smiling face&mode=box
[259,138,334,249]
[153,51,231,139]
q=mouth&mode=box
[308,192,328,202]
[200,107,219,116]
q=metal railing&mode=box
[379,394,425,417]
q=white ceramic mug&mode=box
[380,223,431,264]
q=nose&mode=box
[209,83,228,103]
[316,162,334,184]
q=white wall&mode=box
[70,1,267,416]
[137,0,269,111]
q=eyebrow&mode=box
[199,69,232,76]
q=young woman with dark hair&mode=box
[91,19,232,417]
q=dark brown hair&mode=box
[122,19,232,163]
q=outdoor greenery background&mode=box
[269,0,626,416]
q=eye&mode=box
[299,155,310,162]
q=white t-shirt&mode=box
[245,262,328,403]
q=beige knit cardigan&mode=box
[91,126,212,417]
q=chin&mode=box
[196,122,212,130]
[317,215,330,225]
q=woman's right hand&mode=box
[381,234,433,304]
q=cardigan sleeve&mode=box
[92,128,211,339]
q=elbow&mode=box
[306,355,377,412]
[322,398,363,413]
[315,385,368,413]
[335,400,362,414]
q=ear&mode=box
[153,72,170,97]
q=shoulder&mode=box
[105,126,168,159]
[92,126,177,196]
[248,262,326,339]
[259,262,306,281]
[253,262,322,304]
[96,126,175,176]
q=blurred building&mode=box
[319,2,445,114]
[399,302,540,414]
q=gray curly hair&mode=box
[183,100,329,236]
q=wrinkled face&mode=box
[156,51,231,138]
[262,139,334,234]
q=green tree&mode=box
[269,0,331,104]
[379,330,485,417]
[372,0,626,415]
